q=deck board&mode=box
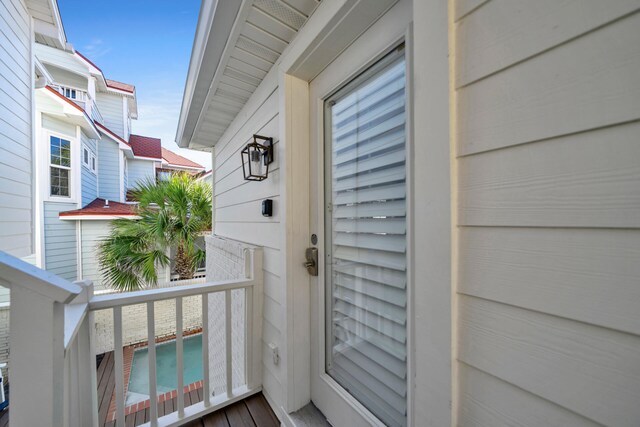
[202,409,230,427]
[95,350,277,427]
[97,352,116,427]
[224,401,257,427]
[0,391,276,427]
[245,394,280,427]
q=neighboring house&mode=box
[30,43,164,292]
[156,147,205,181]
[173,1,640,427]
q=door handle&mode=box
[304,247,318,276]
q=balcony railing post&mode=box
[72,280,98,427]
[9,284,66,427]
[176,296,185,417]
[114,306,125,426]
[202,293,211,406]
[246,248,263,391]
[147,301,158,426]
[225,289,232,397]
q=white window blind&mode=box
[325,48,407,427]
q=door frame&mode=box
[278,0,452,425]
[306,1,414,425]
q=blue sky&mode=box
[58,0,211,169]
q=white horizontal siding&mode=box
[80,220,111,291]
[454,2,640,426]
[97,139,121,201]
[456,8,640,157]
[126,158,155,190]
[47,66,87,90]
[81,131,97,206]
[213,87,283,409]
[34,43,88,76]
[95,92,124,138]
[43,202,77,280]
[42,114,75,138]
[0,0,32,258]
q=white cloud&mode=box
[83,38,111,58]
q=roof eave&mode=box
[40,86,100,139]
[175,0,244,149]
[59,214,140,221]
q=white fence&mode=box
[0,247,263,427]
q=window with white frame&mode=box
[83,146,90,166]
[83,146,97,175]
[64,87,77,99]
[50,136,72,197]
[324,47,408,427]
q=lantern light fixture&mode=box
[241,135,273,181]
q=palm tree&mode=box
[98,173,212,291]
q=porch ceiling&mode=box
[176,0,321,150]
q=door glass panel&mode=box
[325,49,407,427]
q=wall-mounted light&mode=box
[241,135,273,181]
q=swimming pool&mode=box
[126,334,203,406]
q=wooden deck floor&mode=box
[104,393,279,427]
[0,393,277,427]
[97,351,278,427]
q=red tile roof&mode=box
[129,134,162,159]
[105,79,135,93]
[161,148,204,169]
[59,198,138,217]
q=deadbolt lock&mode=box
[304,247,318,276]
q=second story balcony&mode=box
[51,84,104,124]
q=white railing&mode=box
[0,248,263,427]
[51,84,88,109]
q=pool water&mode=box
[126,334,203,405]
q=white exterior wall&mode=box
[43,202,77,280]
[97,138,121,202]
[209,87,282,408]
[126,158,155,189]
[0,0,33,258]
[79,220,110,290]
[47,66,87,91]
[452,2,640,426]
[95,92,124,137]
[34,43,87,76]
